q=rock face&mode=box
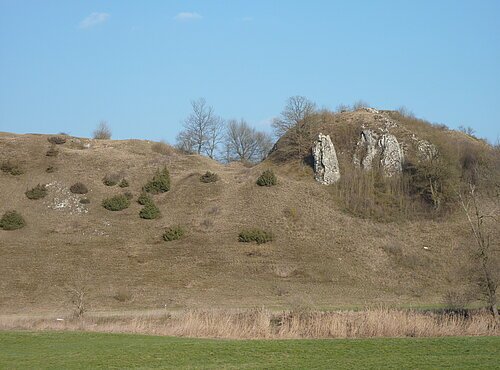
[378,134,403,176]
[356,130,379,171]
[415,138,438,161]
[313,133,340,185]
[354,130,403,176]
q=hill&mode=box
[0,109,498,315]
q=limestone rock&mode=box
[354,130,403,176]
[416,139,438,161]
[313,133,340,185]
[360,107,380,114]
[354,130,379,171]
[378,134,403,176]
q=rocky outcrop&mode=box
[378,134,403,176]
[354,130,403,177]
[359,107,380,114]
[354,130,379,171]
[312,133,340,185]
[415,138,438,161]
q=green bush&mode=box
[102,173,121,186]
[25,184,48,200]
[119,179,129,188]
[143,167,170,194]
[1,161,23,176]
[238,229,274,244]
[0,210,26,230]
[47,136,66,145]
[162,225,184,241]
[200,171,219,183]
[102,194,130,211]
[70,182,88,194]
[137,192,153,205]
[140,201,161,219]
[256,169,277,186]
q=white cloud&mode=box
[79,12,110,29]
[174,12,202,22]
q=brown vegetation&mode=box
[152,140,175,156]
[47,136,67,145]
[0,118,497,315]
[0,308,497,339]
[93,121,112,140]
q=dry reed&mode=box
[0,308,497,339]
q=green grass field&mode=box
[0,332,498,369]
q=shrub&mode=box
[139,201,161,219]
[152,140,174,155]
[1,161,23,176]
[200,171,219,183]
[403,159,456,211]
[46,166,56,173]
[238,229,273,244]
[443,289,473,310]
[47,136,66,145]
[256,169,277,186]
[9,167,24,176]
[123,191,134,200]
[143,167,170,194]
[70,182,88,194]
[119,179,129,188]
[162,225,184,241]
[0,210,26,230]
[137,192,153,205]
[25,184,47,200]
[79,198,90,204]
[352,100,370,110]
[46,145,59,157]
[102,194,130,211]
[102,173,121,186]
[93,121,112,140]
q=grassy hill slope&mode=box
[0,110,497,315]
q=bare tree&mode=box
[175,130,196,154]
[204,116,225,159]
[67,285,88,318]
[176,98,223,156]
[93,121,112,140]
[459,125,476,137]
[352,100,370,111]
[457,183,499,320]
[335,103,351,113]
[271,96,317,158]
[255,131,274,161]
[224,119,272,163]
[225,119,259,162]
[63,270,91,318]
[271,96,316,138]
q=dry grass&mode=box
[152,140,175,156]
[0,308,497,339]
[0,128,495,313]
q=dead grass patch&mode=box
[152,141,175,156]
[0,308,497,339]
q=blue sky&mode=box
[0,0,499,143]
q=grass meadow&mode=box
[1,331,499,369]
